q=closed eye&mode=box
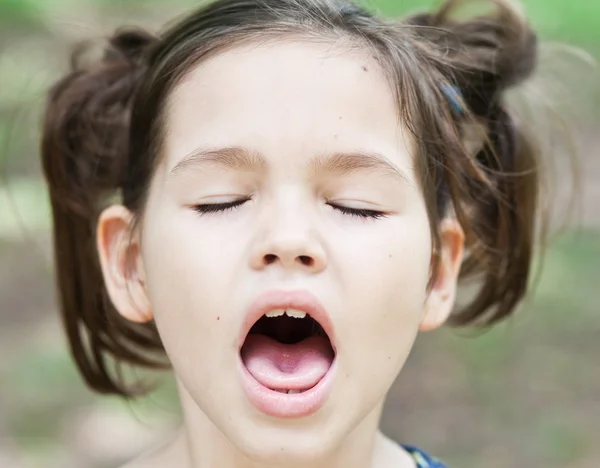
[193,198,249,215]
[327,203,387,219]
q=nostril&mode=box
[259,254,316,268]
[263,254,277,265]
[298,255,313,266]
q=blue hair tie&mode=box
[441,84,464,114]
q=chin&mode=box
[229,414,347,465]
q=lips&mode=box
[237,289,337,418]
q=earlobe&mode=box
[96,205,153,323]
[420,218,464,332]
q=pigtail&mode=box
[408,0,536,108]
[41,29,167,395]
[407,0,542,326]
[453,105,540,326]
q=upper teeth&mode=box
[265,308,307,319]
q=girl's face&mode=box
[99,39,463,463]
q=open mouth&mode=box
[240,308,335,395]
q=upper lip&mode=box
[239,289,336,351]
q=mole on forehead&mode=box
[174,37,382,82]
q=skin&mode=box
[97,39,464,468]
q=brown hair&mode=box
[41,0,543,396]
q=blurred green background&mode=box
[0,0,599,467]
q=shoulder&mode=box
[402,445,449,468]
[117,431,186,467]
[117,455,168,468]
[116,456,159,468]
[116,443,174,468]
[117,450,173,468]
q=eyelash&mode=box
[193,199,249,214]
[193,199,387,219]
[329,204,387,219]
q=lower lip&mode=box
[237,355,337,419]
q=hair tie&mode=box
[441,84,464,115]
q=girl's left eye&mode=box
[327,203,387,219]
[193,198,249,215]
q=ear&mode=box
[96,205,153,323]
[420,218,465,332]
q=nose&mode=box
[249,209,327,274]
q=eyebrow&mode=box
[169,146,267,175]
[308,151,410,183]
[168,146,410,184]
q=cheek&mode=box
[138,204,241,378]
[338,213,432,314]
[336,214,431,379]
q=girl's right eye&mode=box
[193,198,249,215]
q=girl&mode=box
[40,0,545,466]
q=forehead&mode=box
[162,38,414,179]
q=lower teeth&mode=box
[274,389,303,394]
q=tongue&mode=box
[241,334,334,391]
